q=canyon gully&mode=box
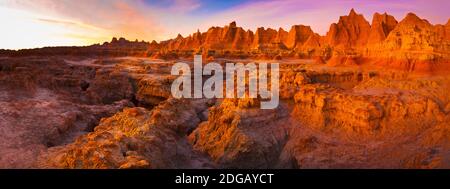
[171,55,280,109]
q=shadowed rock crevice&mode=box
[0,57,176,168]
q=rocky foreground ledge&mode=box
[0,56,448,168]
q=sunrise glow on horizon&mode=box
[1,0,449,50]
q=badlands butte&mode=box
[0,9,449,168]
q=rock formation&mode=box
[325,9,371,48]
[284,25,316,49]
[368,12,398,44]
[0,54,448,169]
[0,9,449,169]
[2,9,448,73]
[39,99,214,169]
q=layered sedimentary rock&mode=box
[367,13,450,72]
[1,9,448,72]
[252,27,280,50]
[0,57,180,168]
[157,21,321,56]
[189,98,290,168]
[384,13,437,50]
[367,13,398,44]
[151,9,448,72]
[0,56,448,169]
[160,21,255,52]
[0,37,152,57]
[325,9,371,48]
[284,25,316,49]
[0,57,135,168]
[39,99,214,169]
[0,9,449,169]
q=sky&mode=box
[0,0,449,49]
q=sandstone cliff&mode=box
[148,9,449,72]
[1,9,448,72]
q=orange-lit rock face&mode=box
[3,9,448,73]
[325,9,371,48]
[0,56,448,169]
[0,9,449,169]
[382,13,437,51]
[39,99,213,169]
[368,13,398,44]
[284,25,315,49]
[161,21,256,52]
